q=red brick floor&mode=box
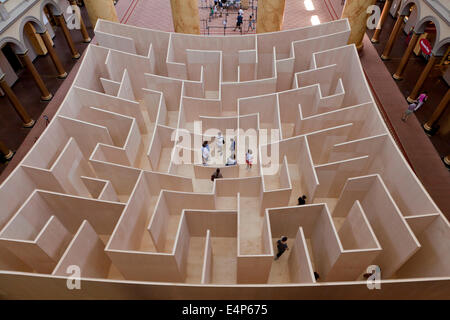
[120,0,174,31]
[1,0,448,217]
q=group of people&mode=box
[210,0,227,19]
[233,9,255,33]
[209,1,255,33]
[201,131,254,169]
[201,132,236,166]
[210,0,240,19]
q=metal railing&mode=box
[202,19,256,35]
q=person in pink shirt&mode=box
[401,91,428,122]
[415,91,428,110]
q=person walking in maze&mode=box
[274,236,289,260]
[211,168,223,181]
[246,149,253,169]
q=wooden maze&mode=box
[0,19,449,299]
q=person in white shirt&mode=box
[226,154,237,166]
[202,141,210,165]
[216,131,224,156]
[246,149,253,169]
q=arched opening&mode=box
[400,2,420,35]
[1,43,23,74]
[21,19,48,62]
[0,38,27,86]
[409,22,435,61]
[41,1,63,29]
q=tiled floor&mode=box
[0,0,448,216]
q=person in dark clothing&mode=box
[234,14,243,32]
[298,195,307,205]
[274,236,289,260]
[211,168,223,181]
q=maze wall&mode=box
[0,19,449,299]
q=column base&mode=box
[3,150,14,161]
[72,53,81,59]
[41,93,53,101]
[57,72,68,79]
[380,54,390,61]
[423,123,439,136]
[393,74,403,81]
[444,156,450,169]
[406,96,416,103]
[23,119,36,128]
[356,42,364,52]
[83,37,91,43]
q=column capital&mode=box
[16,49,29,56]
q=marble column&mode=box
[393,32,419,80]
[407,54,438,102]
[55,15,80,59]
[0,73,35,128]
[256,0,286,34]
[39,30,67,79]
[371,0,392,43]
[69,0,91,43]
[84,0,118,29]
[170,0,200,35]
[341,0,377,51]
[0,140,14,161]
[18,51,53,101]
[423,89,450,133]
[381,13,405,60]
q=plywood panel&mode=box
[53,220,112,279]
[201,230,213,284]
[288,227,315,283]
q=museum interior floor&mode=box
[0,0,448,217]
